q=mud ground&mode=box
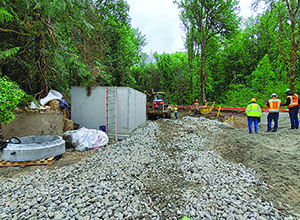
[0,109,299,216]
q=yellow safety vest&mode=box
[245,103,262,117]
[174,107,178,113]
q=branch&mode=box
[0,28,30,36]
[280,54,290,61]
[47,65,56,78]
[18,40,31,54]
[34,90,44,99]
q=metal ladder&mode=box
[106,86,117,141]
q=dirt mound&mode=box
[177,107,248,129]
[210,112,300,215]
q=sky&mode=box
[126,0,254,55]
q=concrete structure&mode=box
[1,112,63,140]
[71,86,146,140]
[1,135,65,161]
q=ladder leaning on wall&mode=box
[106,87,117,141]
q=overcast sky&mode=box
[126,0,254,55]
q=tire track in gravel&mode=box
[135,119,204,219]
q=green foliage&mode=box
[0,76,26,125]
[175,0,241,102]
[0,47,20,60]
[0,8,12,23]
[0,0,146,96]
[154,52,190,104]
[0,0,299,110]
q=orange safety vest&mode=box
[268,99,281,112]
[288,94,299,108]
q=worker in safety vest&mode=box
[265,93,282,132]
[174,105,178,119]
[194,99,200,116]
[245,98,262,133]
[282,88,299,129]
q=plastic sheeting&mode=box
[63,127,109,151]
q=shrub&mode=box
[0,76,26,125]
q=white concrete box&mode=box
[71,86,146,140]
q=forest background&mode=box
[0,0,300,123]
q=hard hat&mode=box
[251,98,256,102]
[175,105,177,106]
[285,88,291,93]
[271,93,277,97]
[195,99,198,102]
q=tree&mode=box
[96,0,146,86]
[0,0,98,97]
[253,0,300,91]
[175,0,240,103]
[0,0,147,98]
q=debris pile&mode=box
[12,90,73,132]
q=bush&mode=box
[0,76,26,125]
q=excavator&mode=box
[144,91,171,119]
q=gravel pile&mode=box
[0,117,296,219]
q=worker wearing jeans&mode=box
[282,89,299,129]
[194,99,199,116]
[266,93,282,132]
[174,105,178,119]
[245,98,262,133]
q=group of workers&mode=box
[246,88,299,133]
[173,99,200,120]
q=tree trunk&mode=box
[200,18,207,104]
[290,45,297,91]
[188,47,194,105]
[40,36,48,95]
[283,0,299,91]
[36,36,47,96]
[289,16,297,91]
[73,70,78,86]
[200,44,206,104]
[121,58,124,86]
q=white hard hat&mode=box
[271,93,277,97]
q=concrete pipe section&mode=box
[1,135,65,161]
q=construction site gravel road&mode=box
[0,111,299,219]
[210,112,300,217]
